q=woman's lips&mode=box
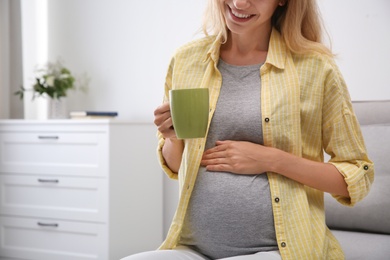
[229,6,254,21]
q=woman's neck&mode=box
[220,27,272,66]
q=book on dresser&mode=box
[70,111,119,119]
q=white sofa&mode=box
[325,100,390,259]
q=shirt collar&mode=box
[265,28,287,70]
[203,33,223,64]
[203,28,288,70]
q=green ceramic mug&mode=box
[169,88,209,139]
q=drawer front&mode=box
[0,175,108,222]
[0,216,107,260]
[0,132,108,177]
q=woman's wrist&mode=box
[162,137,184,173]
[259,146,286,174]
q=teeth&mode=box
[231,9,252,19]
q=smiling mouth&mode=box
[229,6,254,19]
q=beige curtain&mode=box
[0,0,10,119]
[0,0,23,119]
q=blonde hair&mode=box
[202,0,333,56]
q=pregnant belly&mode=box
[180,168,278,259]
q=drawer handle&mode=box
[38,179,59,183]
[38,135,59,140]
[37,222,59,228]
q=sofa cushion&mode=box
[325,123,390,234]
[331,230,390,260]
[352,100,390,125]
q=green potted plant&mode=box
[15,59,88,119]
[15,59,76,100]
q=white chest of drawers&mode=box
[0,120,163,260]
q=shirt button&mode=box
[364,165,369,170]
[281,242,286,247]
[265,117,270,123]
[187,185,190,190]
[274,197,280,203]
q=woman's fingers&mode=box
[202,140,269,175]
[154,102,176,138]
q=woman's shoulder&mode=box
[291,51,348,97]
[173,35,219,58]
[292,51,340,75]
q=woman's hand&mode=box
[201,140,276,175]
[154,102,176,139]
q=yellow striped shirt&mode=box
[157,29,374,260]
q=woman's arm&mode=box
[154,102,184,173]
[162,138,184,173]
[201,140,349,197]
[270,147,348,197]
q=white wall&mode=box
[19,0,389,122]
[318,0,390,101]
[46,0,207,122]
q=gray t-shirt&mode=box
[179,59,278,259]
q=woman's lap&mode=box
[120,246,209,260]
[120,246,281,260]
[221,250,281,260]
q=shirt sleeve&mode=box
[156,57,179,180]
[322,60,374,206]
